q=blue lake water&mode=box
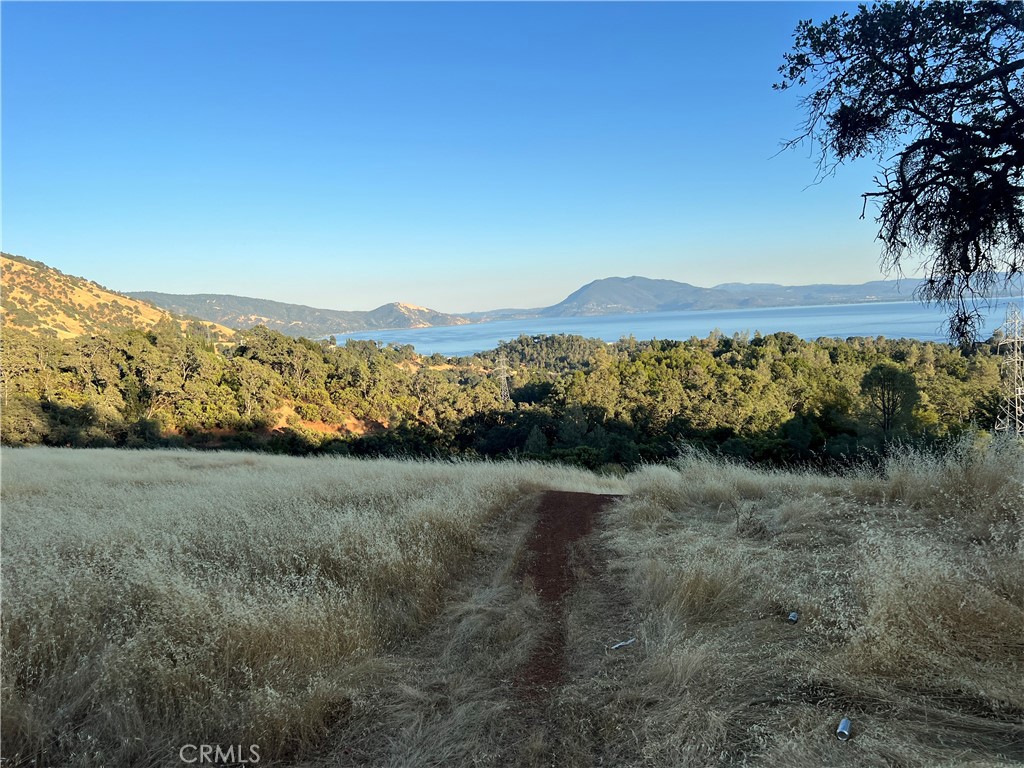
[335,297,1022,357]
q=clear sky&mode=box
[2,1,902,313]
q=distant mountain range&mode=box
[560,275,925,314]
[127,292,470,339]
[6,253,1020,342]
[136,275,1022,337]
[460,275,1008,320]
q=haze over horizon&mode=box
[4,2,902,313]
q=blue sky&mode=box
[2,1,897,313]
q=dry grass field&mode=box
[590,436,1024,766]
[1,438,1022,767]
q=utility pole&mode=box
[995,303,1024,437]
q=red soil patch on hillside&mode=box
[515,491,619,700]
[269,405,382,436]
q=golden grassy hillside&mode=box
[0,253,235,341]
[1,440,1021,767]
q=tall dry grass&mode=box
[0,448,625,767]
[4,437,1022,767]
[598,433,1024,766]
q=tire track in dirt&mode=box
[514,490,621,701]
[302,489,626,768]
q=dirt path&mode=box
[514,491,621,699]
[306,489,632,768]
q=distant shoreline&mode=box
[331,296,1022,356]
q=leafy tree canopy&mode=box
[860,362,921,434]
[776,1,1024,343]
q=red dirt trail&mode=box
[514,490,620,700]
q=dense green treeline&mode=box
[0,322,1005,465]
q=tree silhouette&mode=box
[776,1,1024,343]
[860,363,920,435]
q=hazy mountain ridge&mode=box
[708,279,919,306]
[0,253,235,341]
[463,276,933,321]
[128,292,471,338]
[476,275,1021,320]
[11,254,1021,341]
[136,275,1023,334]
[542,275,940,315]
[540,276,713,315]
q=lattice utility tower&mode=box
[995,303,1024,437]
[494,352,512,406]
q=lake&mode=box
[335,297,1022,357]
